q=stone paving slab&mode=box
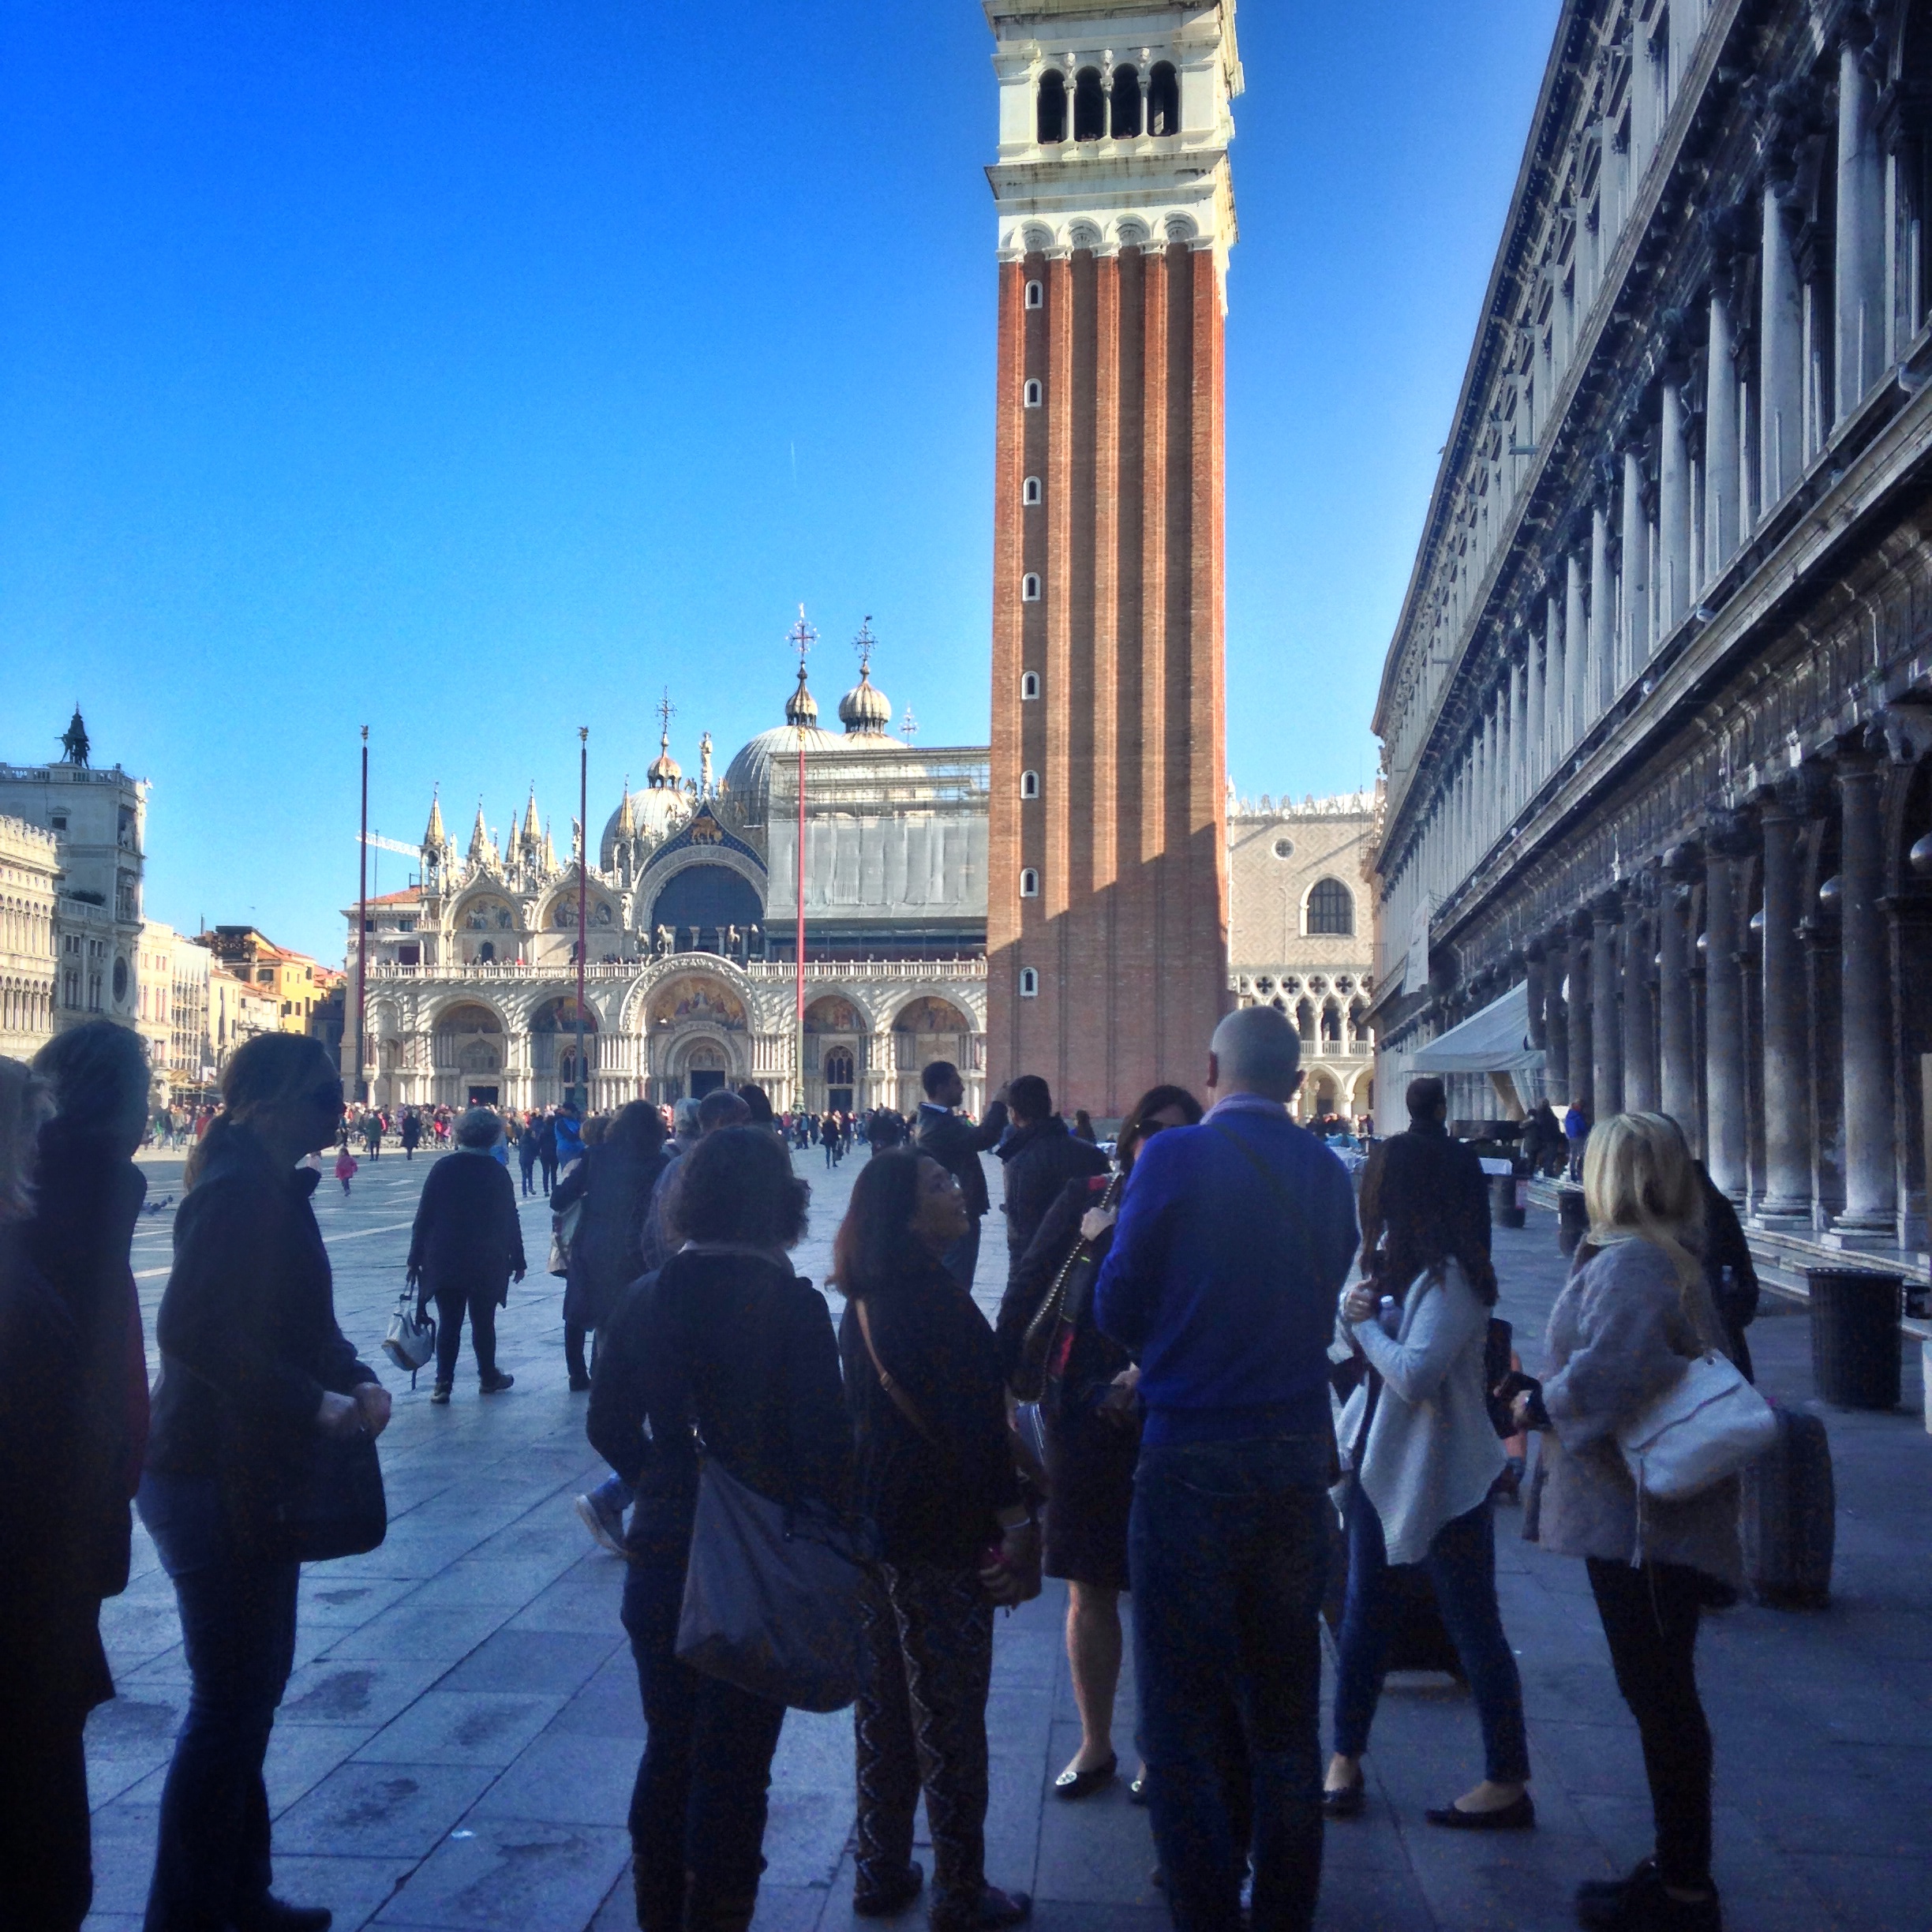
[81,1145,1932,1931]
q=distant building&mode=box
[0,814,59,1061]
[170,935,214,1101]
[1228,789,1381,1125]
[0,710,148,1043]
[206,964,278,1073]
[136,920,178,1099]
[197,927,335,1035]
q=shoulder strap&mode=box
[853,1297,943,1451]
[1206,1121,1312,1254]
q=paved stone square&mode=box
[86,1143,1932,1931]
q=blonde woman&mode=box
[1514,1112,1733,1932]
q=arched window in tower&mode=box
[1024,279,1044,309]
[1036,69,1068,144]
[1020,966,1039,998]
[1148,62,1180,137]
[1295,997,1316,1044]
[1307,877,1355,935]
[1019,868,1041,898]
[1020,769,1040,799]
[1111,65,1141,136]
[1024,377,1043,407]
[1022,574,1042,601]
[1020,672,1041,700]
[1023,476,1042,505]
[1073,67,1106,141]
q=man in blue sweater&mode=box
[1095,1005,1357,1932]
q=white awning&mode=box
[1413,983,1543,1075]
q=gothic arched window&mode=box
[1073,67,1106,141]
[1036,69,1067,144]
[824,1047,855,1087]
[1307,877,1355,935]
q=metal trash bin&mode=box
[1805,1269,1904,1411]
[1556,1187,1589,1257]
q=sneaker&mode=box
[429,1383,451,1405]
[575,1492,626,1556]
[479,1372,515,1395]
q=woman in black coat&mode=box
[587,1127,846,1932]
[837,1150,1035,1932]
[140,1033,391,1932]
[406,1106,527,1402]
[551,1099,669,1391]
[996,1084,1200,1803]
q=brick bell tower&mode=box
[984,0,1239,1120]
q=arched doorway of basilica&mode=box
[804,997,865,1117]
[647,972,749,1102]
[530,997,598,1104]
[889,995,974,1117]
[433,1002,505,1107]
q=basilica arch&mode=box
[432,999,508,1106]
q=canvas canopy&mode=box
[1412,982,1543,1075]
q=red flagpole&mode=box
[576,726,589,1111]
[355,726,369,1106]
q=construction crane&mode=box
[354,832,421,859]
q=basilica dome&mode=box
[599,783,690,868]
[719,667,844,831]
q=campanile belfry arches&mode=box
[984,2,1240,1116]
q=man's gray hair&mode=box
[1211,1005,1303,1102]
[672,1098,702,1140]
[455,1106,501,1148]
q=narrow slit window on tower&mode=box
[1020,769,1040,799]
[1036,69,1068,144]
[1024,279,1044,309]
[1148,61,1179,137]
[1020,672,1041,699]
[1022,574,1042,601]
[1073,67,1106,141]
[1024,378,1043,407]
[1111,66,1141,137]
[1020,966,1039,998]
[1023,476,1042,505]
[1019,868,1041,899]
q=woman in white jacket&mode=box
[1323,1131,1532,1829]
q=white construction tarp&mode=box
[1413,983,1542,1075]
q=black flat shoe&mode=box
[234,1900,333,1932]
[852,1860,923,1917]
[1322,1775,1366,1819]
[1053,1753,1118,1800]
[1425,1791,1535,1831]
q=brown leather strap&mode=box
[853,1297,942,1451]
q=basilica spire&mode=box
[468,800,492,867]
[522,786,541,853]
[423,786,447,853]
[617,777,635,838]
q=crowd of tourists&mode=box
[0,1004,1770,1932]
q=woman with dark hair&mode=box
[552,1099,671,1391]
[997,1083,1201,1803]
[406,1106,526,1402]
[142,1032,390,1932]
[587,1126,846,1932]
[836,1149,1034,1931]
[1323,1131,1531,1830]
[0,1028,151,1931]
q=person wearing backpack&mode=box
[1324,1133,1532,1829]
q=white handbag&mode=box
[1616,1351,1777,1501]
[383,1289,437,1377]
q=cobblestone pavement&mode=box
[87,1142,1932,1931]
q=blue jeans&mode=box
[1331,1487,1529,1782]
[1130,1436,1330,1932]
[590,1471,634,1518]
[137,1472,301,1932]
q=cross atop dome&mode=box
[648,688,683,788]
[784,605,820,728]
[839,616,893,736]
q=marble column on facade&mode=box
[1525,940,1548,1054]
[1525,627,1545,792]
[1620,446,1650,677]
[1545,593,1566,768]
[1659,379,1691,635]
[1564,551,1588,751]
[1658,846,1700,1145]
[1705,286,1740,573]
[1623,877,1660,1113]
[1591,889,1624,1119]
[1761,174,1804,507]
[1837,29,1886,417]
[1568,911,1595,1117]
[1703,818,1750,1198]
[1757,783,1814,1219]
[1589,497,1616,721]
[1836,752,1896,1230]
[1544,934,1571,1104]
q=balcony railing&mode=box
[363,954,989,983]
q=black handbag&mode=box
[253,1429,389,1564]
[1014,1174,1122,1404]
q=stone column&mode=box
[1526,631,1545,792]
[1659,380,1691,635]
[1705,290,1740,574]
[1704,820,1750,1197]
[1623,882,1659,1113]
[1620,446,1649,677]
[1590,499,1615,720]
[1761,178,1804,507]
[1836,32,1886,417]
[1658,850,1699,1142]
[1565,552,1589,748]
[1545,593,1566,766]
[1837,754,1896,1230]
[1592,889,1625,1119]
[1569,911,1596,1118]
[1758,784,1813,1219]
[1544,935,1571,1104]
[1507,654,1526,815]
[1526,941,1548,1050]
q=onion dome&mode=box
[784,664,819,729]
[647,727,682,789]
[838,664,893,736]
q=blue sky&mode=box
[0,0,1559,960]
